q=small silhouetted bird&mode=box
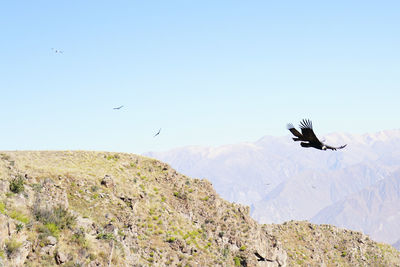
[51,48,63,53]
[113,105,124,110]
[287,119,347,151]
[154,128,161,137]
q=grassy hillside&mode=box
[0,151,398,266]
[266,221,400,266]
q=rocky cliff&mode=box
[0,151,398,266]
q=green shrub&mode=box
[233,256,241,266]
[166,236,176,243]
[0,201,5,214]
[96,233,115,240]
[9,175,24,193]
[173,191,187,200]
[88,253,96,261]
[222,247,229,258]
[16,223,24,233]
[45,223,60,237]
[233,256,246,267]
[90,185,99,192]
[31,183,43,192]
[201,196,209,201]
[72,229,89,248]
[9,210,30,224]
[106,154,119,161]
[5,238,22,256]
[34,205,76,230]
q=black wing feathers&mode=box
[287,123,303,138]
[299,119,320,143]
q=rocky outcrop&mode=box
[267,221,400,266]
[100,174,114,188]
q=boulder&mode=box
[55,250,68,265]
[101,175,114,188]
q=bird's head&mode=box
[322,145,327,150]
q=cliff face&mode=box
[0,151,398,267]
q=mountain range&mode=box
[145,129,400,247]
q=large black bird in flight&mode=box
[287,119,347,151]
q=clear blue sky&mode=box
[1,1,399,153]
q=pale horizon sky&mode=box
[1,1,399,153]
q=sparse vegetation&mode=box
[0,153,10,160]
[9,175,24,193]
[106,154,120,161]
[96,233,115,241]
[5,238,22,256]
[233,256,241,266]
[201,196,209,201]
[72,229,89,247]
[173,191,187,200]
[9,210,30,224]
[34,205,76,230]
[90,185,99,192]
[44,223,60,237]
[16,223,24,233]
[0,201,5,214]
[166,236,176,243]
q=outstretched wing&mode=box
[299,119,320,143]
[324,144,347,151]
[287,123,303,138]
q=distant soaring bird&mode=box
[154,128,161,137]
[51,48,63,54]
[113,105,124,110]
[287,119,347,151]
